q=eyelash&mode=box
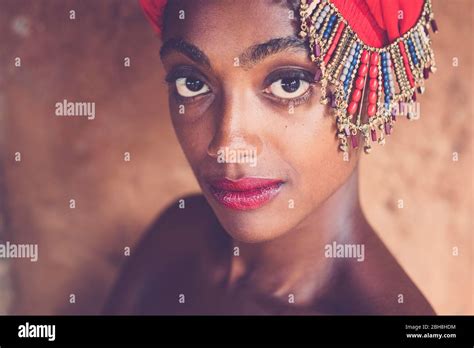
[269,85,314,106]
[164,68,316,106]
[165,68,211,104]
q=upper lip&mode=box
[208,177,284,191]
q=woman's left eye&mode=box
[267,78,310,99]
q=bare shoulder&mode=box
[103,194,225,314]
[346,228,436,315]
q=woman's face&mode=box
[160,0,360,243]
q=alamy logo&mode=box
[324,241,365,262]
[18,322,56,341]
[0,241,38,262]
[55,99,95,120]
[217,147,257,167]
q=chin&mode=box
[208,202,295,243]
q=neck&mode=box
[226,166,370,301]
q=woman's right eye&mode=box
[175,77,210,97]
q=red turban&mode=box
[139,0,437,155]
[139,0,167,35]
[139,0,425,47]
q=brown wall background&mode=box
[0,0,472,314]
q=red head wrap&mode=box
[139,0,437,156]
[139,0,425,48]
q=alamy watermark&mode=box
[217,146,257,167]
[55,99,95,120]
[0,241,38,262]
[391,101,421,120]
[18,322,55,341]
[325,241,365,262]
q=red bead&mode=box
[347,101,358,115]
[358,64,368,77]
[368,91,377,104]
[351,134,359,148]
[370,52,379,65]
[314,43,321,57]
[384,122,392,135]
[431,19,438,33]
[351,89,362,102]
[423,67,430,79]
[371,129,377,142]
[367,104,376,117]
[369,66,378,78]
[360,50,370,64]
[412,92,417,102]
[355,77,365,90]
[369,79,378,91]
[330,93,337,108]
[314,69,322,82]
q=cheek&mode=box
[168,95,214,165]
[279,104,357,205]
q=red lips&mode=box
[208,177,284,210]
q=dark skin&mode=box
[104,0,435,315]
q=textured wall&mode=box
[0,0,472,314]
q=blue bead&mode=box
[382,60,387,67]
[382,67,388,74]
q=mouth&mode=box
[207,177,284,211]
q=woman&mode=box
[104,0,437,315]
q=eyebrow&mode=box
[160,38,211,68]
[160,36,307,70]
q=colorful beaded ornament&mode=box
[298,0,438,155]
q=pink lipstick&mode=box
[208,177,284,211]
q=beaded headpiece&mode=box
[139,0,438,156]
[298,0,437,155]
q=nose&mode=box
[207,91,263,161]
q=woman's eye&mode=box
[175,77,210,97]
[267,78,310,99]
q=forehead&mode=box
[163,0,299,59]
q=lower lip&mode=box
[209,181,284,211]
